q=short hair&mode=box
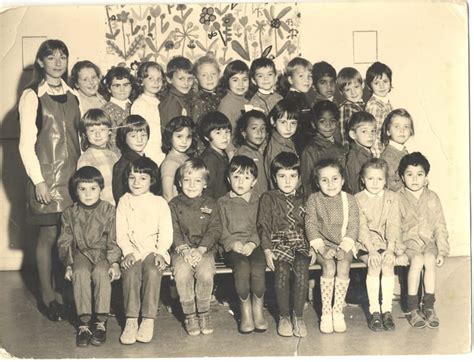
[380,108,415,145]
[199,111,231,145]
[79,108,112,151]
[217,60,249,97]
[136,61,165,95]
[166,56,193,78]
[124,156,161,195]
[268,99,300,126]
[71,166,104,198]
[360,158,389,187]
[161,116,197,154]
[312,61,336,82]
[336,67,363,92]
[103,66,135,100]
[116,115,150,153]
[249,57,277,80]
[312,100,340,125]
[398,152,431,178]
[311,158,344,186]
[228,155,258,179]
[69,60,102,90]
[233,110,268,147]
[366,61,392,92]
[348,111,376,132]
[270,152,300,181]
[280,57,312,94]
[177,158,210,185]
[192,55,220,76]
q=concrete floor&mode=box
[0,256,471,358]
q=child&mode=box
[217,155,267,333]
[337,67,365,146]
[169,159,222,336]
[161,116,197,202]
[380,109,414,191]
[159,56,194,129]
[233,110,269,199]
[311,61,337,105]
[355,158,402,332]
[248,57,283,115]
[264,99,298,187]
[365,62,393,156]
[131,61,166,166]
[199,111,231,200]
[57,166,121,347]
[345,111,377,194]
[116,156,173,344]
[258,152,310,337]
[102,66,134,154]
[397,152,449,329]
[70,60,106,115]
[112,115,151,205]
[77,109,119,206]
[18,39,81,321]
[305,159,359,334]
[301,100,346,200]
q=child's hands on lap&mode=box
[154,253,167,271]
[335,248,347,261]
[183,250,195,266]
[231,241,244,254]
[320,246,336,260]
[122,254,136,269]
[108,263,121,281]
[368,251,382,268]
[190,248,202,266]
[264,249,276,271]
[395,254,409,266]
[309,249,317,265]
[64,266,73,281]
[196,246,207,255]
[436,254,444,267]
[241,242,256,256]
[382,250,395,265]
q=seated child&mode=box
[169,159,222,336]
[397,152,449,329]
[57,166,121,347]
[311,61,337,105]
[305,159,359,334]
[77,108,119,205]
[248,57,283,115]
[217,155,267,333]
[258,152,310,338]
[345,111,377,194]
[117,157,173,344]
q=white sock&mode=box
[381,276,395,313]
[366,275,380,314]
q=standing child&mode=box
[57,166,121,347]
[102,66,134,154]
[131,61,166,166]
[161,116,197,202]
[233,110,269,199]
[117,157,173,344]
[397,152,449,329]
[311,61,337,105]
[218,156,267,333]
[355,158,402,332]
[199,111,232,200]
[258,152,311,337]
[380,109,414,191]
[18,39,81,321]
[365,62,393,156]
[305,159,359,334]
[77,109,119,206]
[248,57,283,115]
[169,159,222,336]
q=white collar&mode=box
[229,191,252,202]
[389,140,406,151]
[364,189,384,198]
[110,96,130,110]
[258,88,274,95]
[37,79,73,97]
[373,94,390,104]
[289,87,301,93]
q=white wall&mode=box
[0,2,469,270]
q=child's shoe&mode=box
[252,294,268,332]
[47,301,66,322]
[332,312,347,333]
[422,308,439,329]
[277,316,293,337]
[198,313,213,335]
[238,295,255,333]
[120,318,138,345]
[382,311,395,331]
[319,314,333,334]
[368,312,383,332]
[184,315,200,336]
[291,313,307,337]
[76,324,92,347]
[136,318,154,343]
[408,309,427,328]
[90,320,107,346]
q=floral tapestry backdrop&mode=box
[105,3,301,72]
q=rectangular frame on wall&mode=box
[22,36,47,70]
[353,30,378,64]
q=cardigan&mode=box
[381,142,408,192]
[159,86,192,130]
[249,91,283,115]
[191,88,220,126]
[160,150,189,202]
[345,142,372,195]
[199,146,229,200]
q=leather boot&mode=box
[239,295,254,333]
[252,294,268,332]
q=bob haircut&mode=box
[228,155,258,179]
[71,166,105,196]
[336,67,363,93]
[177,158,210,185]
[380,108,415,146]
[233,110,268,147]
[79,108,112,151]
[161,116,197,154]
[270,151,300,181]
[365,61,393,92]
[124,156,161,195]
[116,115,150,153]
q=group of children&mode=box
[18,39,449,349]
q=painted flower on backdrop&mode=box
[222,13,236,27]
[264,5,291,38]
[200,7,216,25]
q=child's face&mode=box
[362,168,386,195]
[109,77,132,101]
[317,166,344,197]
[275,169,299,195]
[171,127,192,154]
[229,72,249,96]
[402,165,427,192]
[128,171,151,196]
[315,75,336,99]
[208,128,231,151]
[288,66,312,93]
[229,170,256,196]
[196,63,219,92]
[86,124,110,148]
[38,50,68,81]
[169,69,194,94]
[126,129,148,154]
[370,73,391,98]
[388,116,412,145]
[243,117,267,148]
[349,122,376,148]
[273,113,298,139]
[76,181,101,206]
[76,67,100,97]
[253,66,277,92]
[181,169,207,199]
[315,110,338,139]
[342,80,363,103]
[142,67,163,97]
